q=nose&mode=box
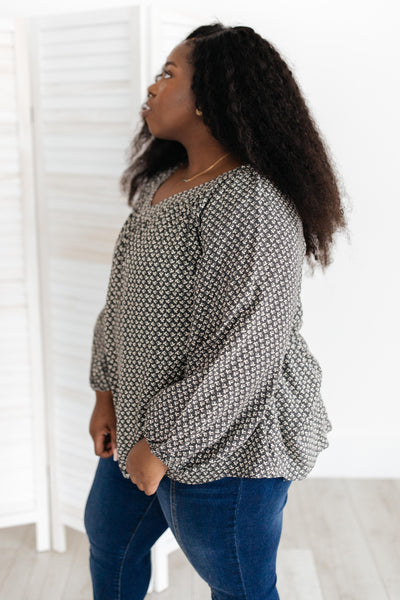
[147,81,157,98]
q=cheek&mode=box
[163,96,196,130]
[147,88,197,138]
[160,82,195,111]
[167,91,195,116]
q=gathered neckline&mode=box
[147,163,252,210]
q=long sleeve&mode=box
[142,175,306,474]
[89,307,111,391]
[88,210,134,394]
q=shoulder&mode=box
[199,165,304,243]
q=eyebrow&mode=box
[164,61,177,67]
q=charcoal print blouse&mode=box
[89,163,332,484]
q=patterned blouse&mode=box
[89,163,332,484]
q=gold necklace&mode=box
[182,152,231,183]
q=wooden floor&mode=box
[1,478,399,600]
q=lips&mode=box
[141,96,153,111]
[141,100,152,119]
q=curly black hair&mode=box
[120,23,348,270]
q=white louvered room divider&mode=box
[0,4,202,593]
[0,18,49,551]
[29,5,143,553]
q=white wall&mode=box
[1,0,399,478]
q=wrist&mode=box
[95,389,113,405]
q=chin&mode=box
[146,120,182,142]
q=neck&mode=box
[181,138,233,179]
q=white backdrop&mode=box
[1,0,399,479]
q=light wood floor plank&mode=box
[24,526,81,600]
[293,478,389,600]
[0,547,35,597]
[277,549,324,599]
[0,524,30,592]
[345,479,400,600]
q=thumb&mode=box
[93,428,112,457]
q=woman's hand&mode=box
[89,390,117,458]
[126,438,168,495]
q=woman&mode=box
[85,23,347,600]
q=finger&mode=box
[129,476,148,494]
[94,431,113,457]
[135,480,144,491]
[138,479,159,495]
[97,447,113,458]
[127,471,138,485]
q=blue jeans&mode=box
[84,457,291,600]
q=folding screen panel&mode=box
[29,6,144,550]
[0,18,49,550]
